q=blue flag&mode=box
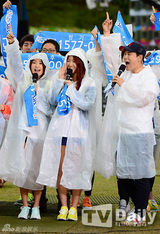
[144,51,160,65]
[154,12,160,31]
[113,11,133,46]
[56,84,72,115]
[0,5,18,67]
[24,84,38,127]
[31,31,95,52]
[0,66,6,79]
[21,52,64,70]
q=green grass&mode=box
[0,173,160,233]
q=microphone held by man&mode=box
[111,64,126,88]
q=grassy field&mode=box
[0,173,160,233]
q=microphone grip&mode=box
[66,74,71,80]
[111,70,123,88]
[111,82,116,88]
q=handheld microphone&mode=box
[111,64,126,88]
[32,73,38,83]
[66,68,73,80]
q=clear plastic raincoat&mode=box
[37,48,97,190]
[96,34,159,179]
[0,47,58,190]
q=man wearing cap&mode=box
[96,25,159,225]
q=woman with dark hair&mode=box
[37,48,97,221]
[0,30,60,220]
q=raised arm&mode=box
[86,27,106,82]
[150,6,156,24]
[101,12,122,75]
[5,26,24,89]
[3,0,12,10]
[102,12,113,37]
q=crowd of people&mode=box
[0,0,160,226]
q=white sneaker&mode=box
[116,199,130,219]
[121,212,146,226]
[30,207,41,220]
[18,206,30,219]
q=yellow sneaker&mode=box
[147,200,158,212]
[57,206,68,221]
[67,207,78,221]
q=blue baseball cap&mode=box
[119,42,146,57]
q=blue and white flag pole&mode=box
[144,51,160,65]
[113,11,133,46]
[154,12,160,31]
[0,5,18,67]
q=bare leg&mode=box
[20,187,29,207]
[57,145,68,207]
[149,191,154,200]
[72,190,81,208]
[33,190,42,207]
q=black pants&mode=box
[117,178,150,216]
[40,186,47,204]
[149,176,155,192]
[84,172,95,196]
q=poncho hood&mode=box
[65,48,88,75]
[25,53,50,80]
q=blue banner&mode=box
[56,83,72,115]
[154,12,160,31]
[113,11,134,46]
[21,53,64,70]
[24,84,38,127]
[0,66,6,79]
[144,51,160,65]
[31,31,95,52]
[0,5,18,67]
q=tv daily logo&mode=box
[82,204,156,227]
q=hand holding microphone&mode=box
[112,64,126,88]
[66,68,73,81]
[65,68,73,87]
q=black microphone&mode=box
[32,73,38,83]
[111,64,126,88]
[66,68,73,80]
